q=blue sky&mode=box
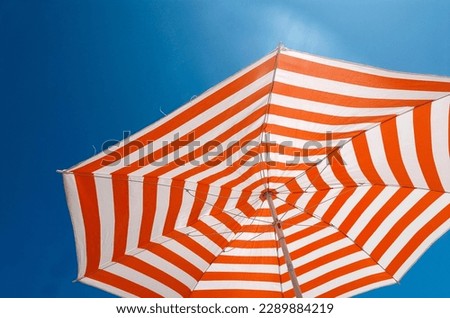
[1,0,449,297]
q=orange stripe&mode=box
[191,220,229,249]
[352,133,384,185]
[273,82,427,108]
[170,231,216,264]
[201,272,280,282]
[338,185,385,234]
[120,255,191,297]
[139,176,158,246]
[380,118,414,187]
[278,53,450,92]
[281,212,314,231]
[305,166,331,191]
[386,199,450,275]
[270,104,394,125]
[355,187,414,247]
[210,186,233,215]
[321,187,357,224]
[329,155,358,187]
[111,175,129,260]
[266,123,360,140]
[413,103,444,192]
[187,183,210,226]
[214,255,279,265]
[317,272,392,298]
[213,212,242,234]
[303,190,331,216]
[288,232,344,262]
[371,191,442,263]
[75,174,100,275]
[89,269,162,297]
[141,242,203,280]
[74,55,276,174]
[162,179,185,235]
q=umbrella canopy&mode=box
[61,46,450,298]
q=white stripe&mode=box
[430,96,450,191]
[363,189,426,254]
[80,277,137,297]
[222,247,277,257]
[366,125,397,185]
[173,186,195,229]
[277,69,447,101]
[194,280,281,292]
[379,194,449,269]
[126,176,144,252]
[150,179,172,240]
[394,216,450,280]
[271,93,412,118]
[94,176,115,267]
[331,186,371,228]
[339,142,370,185]
[135,250,197,289]
[283,50,450,83]
[105,263,182,297]
[63,173,87,278]
[347,186,398,240]
[396,110,428,189]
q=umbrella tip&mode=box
[56,169,66,174]
[277,42,286,50]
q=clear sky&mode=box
[1,0,449,297]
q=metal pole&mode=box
[266,192,303,298]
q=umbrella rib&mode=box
[273,93,450,193]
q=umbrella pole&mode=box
[266,192,303,298]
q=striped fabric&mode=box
[62,46,450,298]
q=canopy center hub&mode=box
[259,188,278,201]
